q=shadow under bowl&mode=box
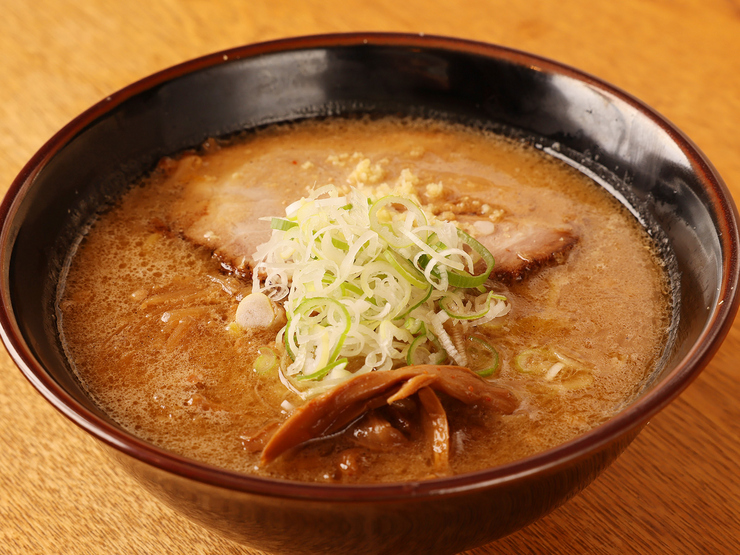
[1,33,738,555]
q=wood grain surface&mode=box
[2,1,739,553]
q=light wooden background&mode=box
[2,1,739,553]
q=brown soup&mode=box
[57,117,670,483]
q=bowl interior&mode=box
[2,34,737,489]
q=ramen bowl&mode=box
[1,34,738,555]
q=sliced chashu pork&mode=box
[163,155,578,281]
[164,154,308,276]
[468,219,578,284]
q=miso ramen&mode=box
[57,117,671,483]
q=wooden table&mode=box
[2,1,739,553]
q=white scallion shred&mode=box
[251,184,509,398]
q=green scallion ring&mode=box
[466,336,500,377]
[331,237,349,250]
[440,291,503,320]
[384,249,428,289]
[285,297,352,366]
[253,346,278,375]
[395,284,433,321]
[271,217,298,231]
[445,228,495,288]
[369,195,427,249]
[296,358,349,381]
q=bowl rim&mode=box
[1,31,739,502]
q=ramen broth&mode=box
[57,118,670,483]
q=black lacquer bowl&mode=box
[1,34,738,555]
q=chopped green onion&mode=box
[440,291,505,320]
[290,297,351,364]
[403,318,426,335]
[384,249,428,289]
[252,184,510,397]
[283,322,296,361]
[331,237,349,250]
[271,217,298,231]
[340,282,364,297]
[445,228,495,288]
[465,336,500,377]
[295,358,348,381]
[406,334,448,366]
[395,284,433,322]
[253,346,278,375]
[369,195,427,248]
